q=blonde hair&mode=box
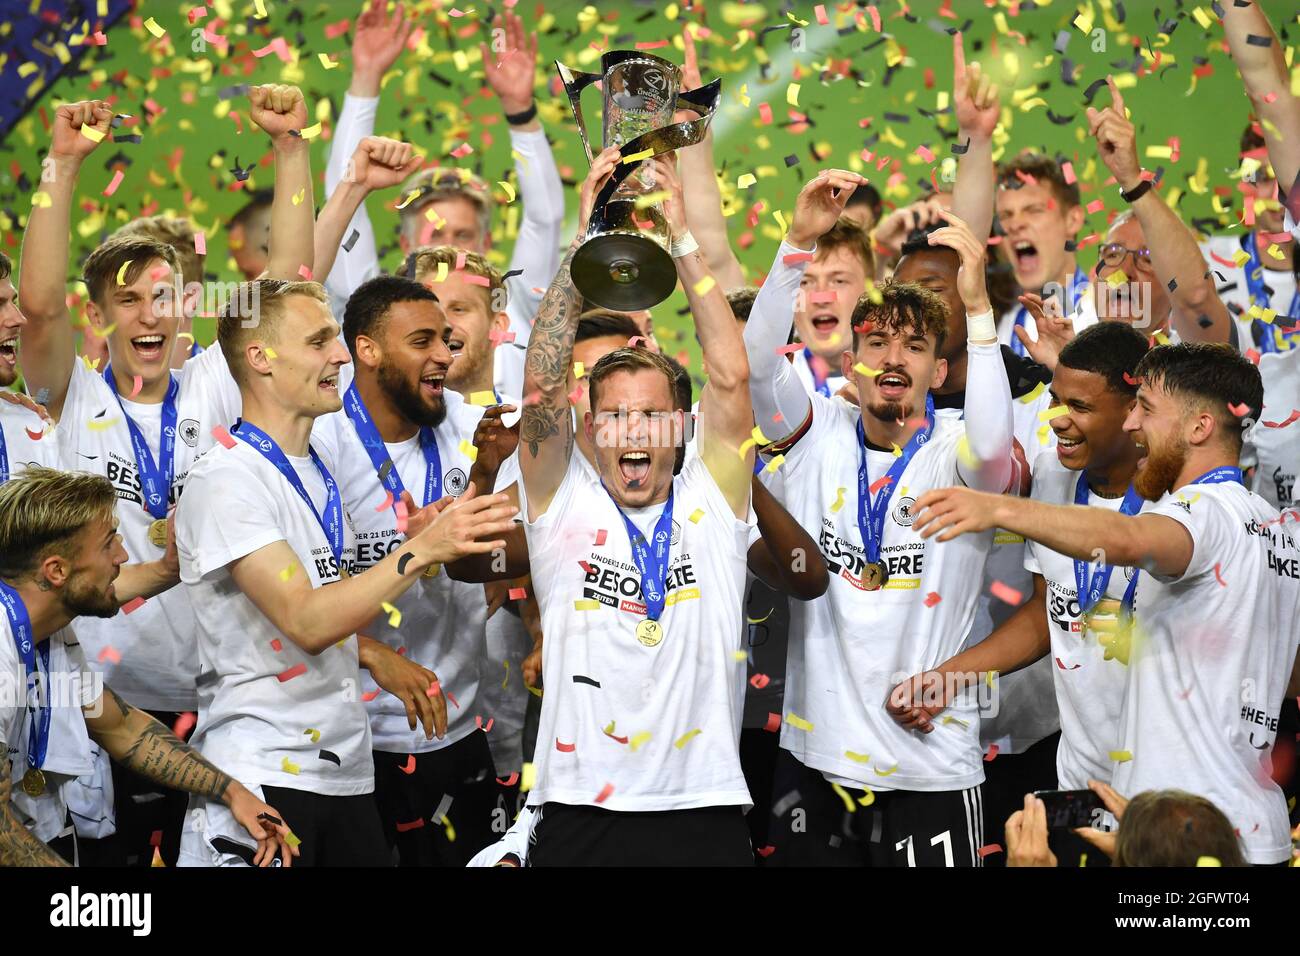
[0,467,117,579]
[398,167,493,243]
[112,216,204,290]
[408,245,506,311]
[217,279,329,385]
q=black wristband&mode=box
[1119,178,1153,203]
[504,102,538,126]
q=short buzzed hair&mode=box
[576,310,643,345]
[217,279,329,385]
[1058,321,1150,396]
[0,250,11,282]
[587,346,678,413]
[997,152,1082,210]
[817,217,874,275]
[406,245,505,312]
[112,216,204,289]
[81,235,180,306]
[850,280,949,356]
[1133,342,1264,451]
[398,167,493,245]
[725,287,759,323]
[343,275,442,354]
[0,467,117,579]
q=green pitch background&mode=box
[1,0,1291,372]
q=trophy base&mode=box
[572,232,677,312]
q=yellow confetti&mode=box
[281,756,300,775]
[278,563,297,582]
[1266,243,1285,261]
[764,454,785,473]
[303,728,321,743]
[81,125,105,143]
[1109,749,1133,763]
[858,788,875,807]
[573,361,586,378]
[785,712,814,732]
[874,763,898,776]
[941,715,969,730]
[254,0,268,17]
[831,782,857,813]
[299,122,323,141]
[395,189,422,210]
[853,362,882,377]
[731,650,748,661]
[381,601,401,628]
[116,259,133,285]
[497,181,516,203]
[469,391,496,406]
[736,172,757,189]
[452,49,469,73]
[291,188,306,206]
[521,762,536,792]
[1038,405,1069,422]
[693,275,716,296]
[986,669,997,689]
[87,416,122,432]
[1019,381,1046,404]
[573,598,601,611]
[830,487,847,513]
[1145,145,1173,159]
[890,443,902,458]
[440,816,456,842]
[634,189,671,209]
[622,148,654,164]
[674,729,702,749]
[31,191,53,208]
[459,439,478,463]
[688,508,705,523]
[264,347,277,360]
[143,16,166,38]
[844,750,871,763]
[317,53,338,70]
[1196,855,1221,867]
[284,830,301,848]
[629,731,652,752]
[786,82,800,106]
[1037,424,1052,444]
[501,660,510,689]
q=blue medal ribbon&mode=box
[1011,267,1089,357]
[603,485,675,623]
[1072,474,1145,615]
[342,382,442,509]
[0,422,9,484]
[1240,233,1299,354]
[0,581,51,777]
[232,420,345,564]
[856,394,935,567]
[1189,465,1245,487]
[103,364,178,519]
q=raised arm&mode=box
[1087,77,1232,344]
[248,85,316,281]
[315,136,421,285]
[17,99,112,419]
[517,150,614,520]
[84,686,297,866]
[927,209,1015,492]
[659,155,751,517]
[1221,1,1300,194]
[746,476,830,600]
[949,32,1000,244]
[677,26,745,291]
[911,486,1194,580]
[484,9,565,312]
[229,484,517,655]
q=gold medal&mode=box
[635,619,664,647]
[860,559,889,591]
[148,518,169,550]
[21,768,46,797]
[422,563,441,579]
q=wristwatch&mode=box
[1119,177,1153,203]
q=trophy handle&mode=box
[555,60,603,164]
[590,112,722,225]
[674,77,722,118]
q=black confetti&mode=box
[342,229,360,252]
[1046,110,1076,125]
[397,552,414,576]
[377,459,394,482]
[1054,29,1071,54]
[1167,278,1178,292]
[784,153,799,167]
[217,84,251,100]
[572,675,601,688]
[1082,78,1108,104]
[883,112,911,124]
[318,750,341,766]
[1245,34,1273,47]
[1064,239,1079,252]
[502,269,524,281]
[951,138,970,155]
[114,134,142,145]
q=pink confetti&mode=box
[270,638,283,652]
[128,375,143,399]
[1086,199,1105,214]
[395,818,424,832]
[756,845,776,858]
[276,663,307,682]
[555,738,576,753]
[496,772,519,786]
[394,499,409,534]
[194,231,206,255]
[323,18,351,38]
[252,37,291,62]
[298,264,313,281]
[120,598,145,615]
[977,844,1003,858]
[24,427,43,442]
[103,169,124,196]
[567,383,585,404]
[750,673,771,690]
[984,744,999,761]
[782,251,814,265]
[172,712,197,738]
[488,329,516,345]
[445,689,459,709]
[1227,402,1250,417]
[763,712,781,733]
[915,144,935,163]
[463,273,490,287]
[868,475,893,495]
[809,290,838,304]
[594,782,615,803]
[774,343,803,356]
[635,40,670,50]
[508,587,527,601]
[212,425,237,449]
[923,591,942,608]
[1213,563,1227,587]
[188,6,207,24]
[361,689,381,702]
[400,754,416,774]
[578,560,595,575]
[375,489,395,512]
[758,103,773,124]
[866,4,881,32]
[990,580,1023,605]
[450,143,474,159]
[98,645,122,664]
[1062,161,1077,185]
[475,716,494,733]
[1055,656,1082,670]
[1263,409,1300,428]
[594,529,607,546]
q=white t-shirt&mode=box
[1,620,98,842]
[311,389,491,754]
[1115,480,1300,865]
[1202,233,1298,352]
[775,394,993,791]
[1247,349,1299,510]
[57,349,242,710]
[1023,452,1155,789]
[175,438,373,795]
[1,398,63,476]
[522,451,754,812]
[791,347,847,398]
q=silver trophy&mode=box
[557,50,721,311]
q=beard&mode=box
[865,399,909,426]
[65,574,121,619]
[445,344,488,393]
[1134,435,1188,500]
[378,358,446,429]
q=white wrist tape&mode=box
[965,308,997,343]
[670,231,700,259]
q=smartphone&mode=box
[1033,788,1104,830]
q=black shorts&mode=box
[373,730,504,867]
[259,786,390,867]
[767,747,985,867]
[529,802,754,867]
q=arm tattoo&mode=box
[106,685,131,720]
[121,715,232,801]
[521,248,583,459]
[0,757,70,867]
